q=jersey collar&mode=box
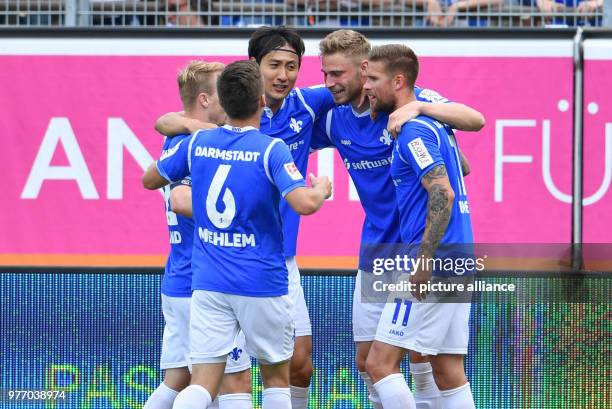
[222,124,257,132]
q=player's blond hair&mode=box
[319,29,371,60]
[177,60,225,108]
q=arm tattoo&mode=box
[420,165,452,258]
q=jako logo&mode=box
[290,117,303,133]
[340,139,352,146]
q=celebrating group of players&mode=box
[141,26,484,409]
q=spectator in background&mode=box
[424,0,503,26]
[536,0,602,25]
[165,0,210,26]
[576,0,603,13]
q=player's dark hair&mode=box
[217,60,263,120]
[248,26,305,66]
[368,44,419,89]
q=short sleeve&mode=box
[156,134,193,183]
[170,175,191,190]
[396,120,445,181]
[266,140,307,197]
[298,85,335,119]
[310,111,334,151]
[415,87,452,104]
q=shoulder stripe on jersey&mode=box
[396,144,410,165]
[187,129,203,172]
[295,87,315,121]
[325,109,334,144]
[263,138,283,184]
[410,119,441,147]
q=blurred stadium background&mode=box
[0,4,611,408]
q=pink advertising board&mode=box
[0,37,609,269]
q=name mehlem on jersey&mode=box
[198,228,256,248]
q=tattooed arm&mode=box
[410,164,455,300]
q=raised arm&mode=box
[388,100,485,136]
[284,174,332,215]
[155,111,217,136]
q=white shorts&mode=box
[353,270,385,342]
[286,256,312,337]
[190,290,294,365]
[375,298,471,355]
[160,295,251,373]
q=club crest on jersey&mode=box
[289,117,303,133]
[228,347,242,361]
[379,129,393,146]
[284,162,303,181]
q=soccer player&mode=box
[363,44,475,409]
[312,29,483,409]
[142,60,332,409]
[155,26,336,409]
[143,60,252,409]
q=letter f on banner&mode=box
[494,120,535,202]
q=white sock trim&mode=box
[360,371,382,403]
[159,382,179,396]
[409,362,433,375]
[218,393,252,401]
[440,382,471,397]
[373,373,405,388]
[289,385,309,398]
[262,387,291,397]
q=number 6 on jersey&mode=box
[206,164,236,229]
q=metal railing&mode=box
[0,0,609,27]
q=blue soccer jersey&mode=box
[311,87,448,269]
[261,86,334,257]
[156,125,306,297]
[160,134,194,298]
[391,115,474,273]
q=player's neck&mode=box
[266,95,284,114]
[185,108,214,126]
[225,116,260,130]
[350,91,370,114]
[394,90,416,111]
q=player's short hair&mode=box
[368,44,419,89]
[217,60,263,120]
[248,26,305,66]
[319,29,371,60]
[177,60,225,108]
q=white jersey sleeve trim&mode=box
[410,119,441,147]
[187,129,202,172]
[395,144,410,165]
[263,138,283,184]
[325,109,334,145]
[295,87,315,121]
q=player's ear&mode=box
[393,74,403,91]
[260,93,266,108]
[198,92,209,109]
[360,59,368,74]
[249,56,257,63]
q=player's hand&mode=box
[409,267,432,302]
[309,173,332,199]
[387,101,422,138]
